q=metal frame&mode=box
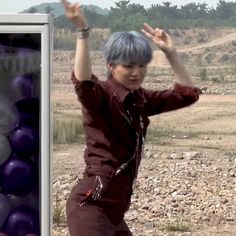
[0,14,52,236]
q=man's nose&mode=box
[131,66,142,76]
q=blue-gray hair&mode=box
[103,31,153,67]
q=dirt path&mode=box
[179,31,236,53]
[150,30,236,66]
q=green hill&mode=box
[21,2,109,17]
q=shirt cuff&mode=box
[71,71,98,89]
[174,82,202,97]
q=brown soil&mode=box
[52,27,236,235]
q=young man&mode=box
[62,1,201,235]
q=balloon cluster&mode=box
[0,34,40,236]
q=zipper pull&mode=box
[115,163,128,176]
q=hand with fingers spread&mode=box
[141,23,175,56]
[141,22,195,86]
[61,0,88,28]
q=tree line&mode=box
[52,0,236,31]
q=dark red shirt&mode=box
[71,72,201,224]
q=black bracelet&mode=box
[76,26,90,39]
[75,26,90,32]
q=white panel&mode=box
[41,21,52,236]
[0,14,51,24]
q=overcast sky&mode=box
[0,0,235,13]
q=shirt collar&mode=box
[107,76,146,106]
[107,76,131,103]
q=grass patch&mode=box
[146,125,199,142]
[162,221,191,232]
[146,127,173,140]
[53,192,64,225]
[53,115,84,144]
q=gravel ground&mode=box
[52,144,236,236]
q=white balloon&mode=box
[0,134,11,165]
[0,95,19,134]
[0,193,10,227]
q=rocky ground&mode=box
[52,144,236,236]
[52,94,236,236]
[52,29,236,235]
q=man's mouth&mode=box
[128,78,140,82]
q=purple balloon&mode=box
[9,127,39,157]
[16,45,40,75]
[3,206,39,236]
[15,98,39,128]
[17,47,34,57]
[0,44,6,55]
[16,47,39,64]
[6,194,27,210]
[0,96,20,134]
[0,232,8,236]
[0,156,37,195]
[26,187,39,212]
[11,74,34,100]
[0,36,10,56]
[30,154,38,163]
[0,194,10,228]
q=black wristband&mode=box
[76,26,90,39]
[75,26,90,32]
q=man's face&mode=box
[111,64,148,91]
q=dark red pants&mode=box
[66,182,133,236]
[66,199,132,236]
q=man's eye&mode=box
[123,64,133,68]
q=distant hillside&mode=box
[21,2,109,17]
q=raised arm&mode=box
[141,23,194,87]
[62,0,92,81]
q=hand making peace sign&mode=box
[141,23,175,55]
[61,0,88,28]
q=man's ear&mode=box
[108,64,113,72]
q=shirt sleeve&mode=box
[143,82,202,116]
[71,71,103,110]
